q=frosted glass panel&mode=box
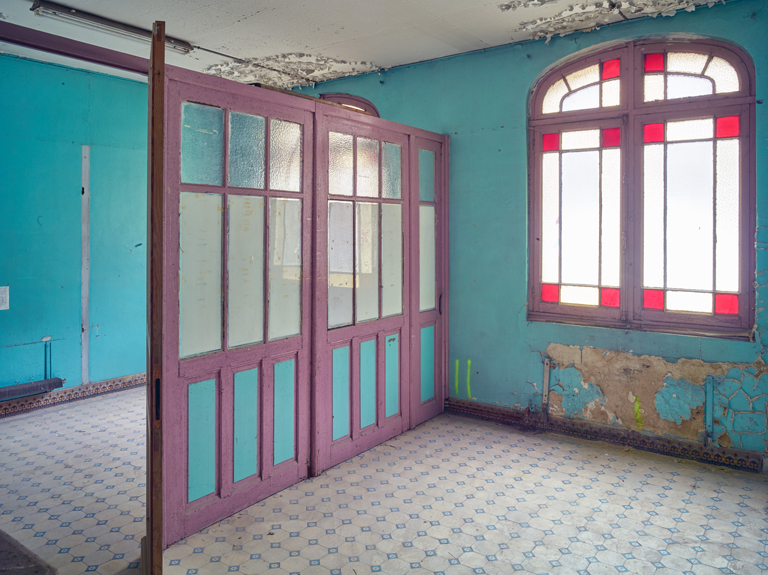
[643,144,665,288]
[541,153,560,284]
[328,201,353,328]
[561,85,600,112]
[382,142,402,199]
[667,75,713,100]
[666,141,714,291]
[181,103,223,185]
[601,149,621,287]
[419,205,436,311]
[566,64,599,90]
[715,139,740,292]
[705,57,739,93]
[270,119,302,192]
[382,204,403,318]
[229,112,265,189]
[561,286,599,306]
[180,193,222,357]
[329,132,353,196]
[228,195,264,348]
[667,291,713,313]
[562,129,600,150]
[601,79,620,107]
[543,79,568,114]
[644,75,664,102]
[357,137,379,198]
[268,198,302,339]
[561,151,599,286]
[667,53,708,75]
[419,149,435,202]
[667,118,713,142]
[356,203,379,322]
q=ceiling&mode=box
[0,0,735,88]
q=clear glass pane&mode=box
[666,291,713,314]
[666,141,714,291]
[561,129,600,151]
[543,79,568,114]
[329,132,354,196]
[561,151,599,286]
[357,137,379,198]
[229,112,265,189]
[667,75,713,100]
[644,75,665,102]
[181,103,223,185]
[643,144,665,288]
[601,149,621,288]
[716,139,740,292]
[667,118,714,142]
[667,52,708,75]
[541,153,560,284]
[228,195,264,348]
[560,285,599,306]
[561,85,600,112]
[382,142,402,199]
[356,203,379,322]
[268,198,302,339]
[180,192,222,357]
[704,57,739,93]
[382,204,403,318]
[419,205,436,311]
[419,149,435,202]
[270,119,302,192]
[328,201,353,328]
[601,79,620,107]
[566,64,600,90]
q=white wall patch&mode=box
[0,286,9,310]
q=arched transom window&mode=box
[528,40,755,338]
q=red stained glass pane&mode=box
[644,53,664,72]
[602,58,620,79]
[715,293,739,314]
[542,284,559,302]
[602,128,621,148]
[644,290,664,309]
[543,133,559,151]
[716,116,739,138]
[601,288,620,307]
[644,123,664,143]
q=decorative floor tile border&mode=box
[445,397,764,474]
[0,372,146,418]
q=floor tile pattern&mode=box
[1,386,767,575]
[0,386,146,575]
[165,416,768,575]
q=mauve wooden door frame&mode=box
[160,67,315,547]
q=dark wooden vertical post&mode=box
[143,20,165,575]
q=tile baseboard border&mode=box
[0,372,146,419]
[445,397,763,474]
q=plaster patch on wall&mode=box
[499,0,560,11]
[205,53,378,89]
[655,375,705,424]
[549,365,616,422]
[710,369,768,452]
[514,0,728,41]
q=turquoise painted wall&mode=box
[297,0,768,410]
[0,54,147,388]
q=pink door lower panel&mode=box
[159,66,448,548]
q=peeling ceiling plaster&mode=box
[0,0,740,88]
[207,53,378,89]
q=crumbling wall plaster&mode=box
[545,343,768,453]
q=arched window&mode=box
[527,40,755,338]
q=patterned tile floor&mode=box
[1,387,767,575]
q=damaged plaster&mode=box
[205,53,378,89]
[512,0,729,41]
[544,343,768,451]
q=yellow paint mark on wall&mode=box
[634,396,643,430]
[466,359,472,398]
